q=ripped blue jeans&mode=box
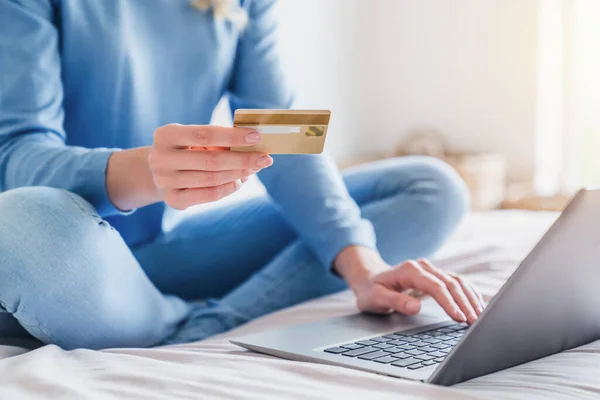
[0,157,468,349]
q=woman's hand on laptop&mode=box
[334,246,484,325]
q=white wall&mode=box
[563,0,600,188]
[214,0,539,181]
[276,0,539,181]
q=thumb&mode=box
[377,287,422,316]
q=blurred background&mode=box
[212,0,600,212]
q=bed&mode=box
[1,210,600,400]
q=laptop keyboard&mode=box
[323,323,468,370]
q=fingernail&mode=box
[405,300,421,314]
[456,309,467,322]
[245,132,261,144]
[234,180,242,189]
[476,307,483,315]
[241,176,248,183]
[256,155,273,168]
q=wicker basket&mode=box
[396,132,508,210]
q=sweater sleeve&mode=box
[0,0,122,217]
[227,0,377,268]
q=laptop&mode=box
[231,188,600,386]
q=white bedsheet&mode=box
[2,211,600,400]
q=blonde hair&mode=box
[190,0,249,29]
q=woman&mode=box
[0,0,482,350]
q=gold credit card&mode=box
[231,109,331,154]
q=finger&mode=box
[418,259,478,324]
[448,272,485,307]
[155,124,262,148]
[474,283,485,305]
[449,272,485,316]
[380,287,423,316]
[469,277,485,305]
[152,149,273,172]
[396,261,467,323]
[364,285,422,315]
[157,169,255,189]
[165,180,242,209]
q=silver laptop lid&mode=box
[430,189,600,385]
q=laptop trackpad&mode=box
[231,297,451,352]
[328,298,449,337]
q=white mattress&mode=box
[2,211,600,400]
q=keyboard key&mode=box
[373,355,400,364]
[342,347,379,357]
[437,335,454,341]
[412,341,430,347]
[374,343,393,349]
[447,340,459,346]
[393,332,408,336]
[393,352,413,359]
[391,357,422,367]
[388,340,409,346]
[393,344,416,351]
[438,348,451,354]
[429,351,447,358]
[324,347,348,354]
[451,324,468,330]
[341,343,364,350]
[401,337,418,343]
[422,360,437,366]
[431,343,451,350]
[435,357,445,362]
[358,350,390,360]
[408,363,425,370]
[419,347,438,353]
[356,340,378,346]
[415,354,434,361]
[423,339,442,344]
[384,347,412,358]
[385,334,407,340]
[382,347,402,354]
[405,349,425,356]
[369,336,391,343]
[439,328,454,333]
